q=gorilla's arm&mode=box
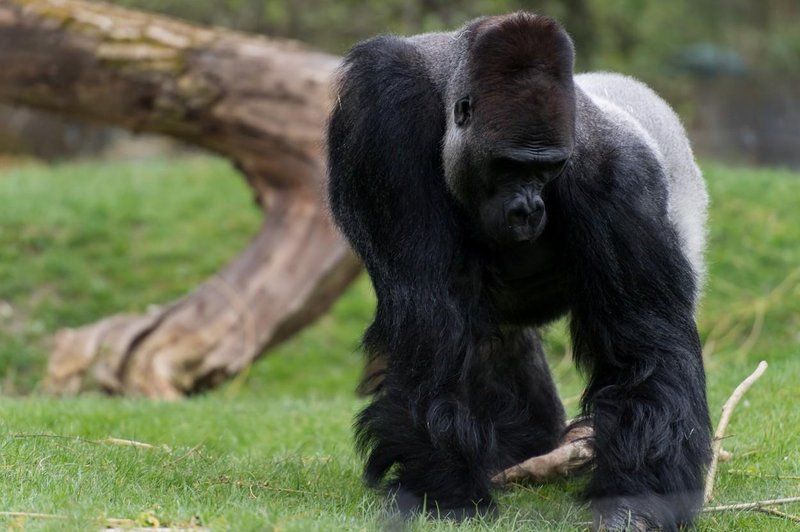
[556,140,712,529]
[328,35,494,514]
[329,34,566,518]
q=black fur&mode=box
[556,114,711,529]
[327,13,711,531]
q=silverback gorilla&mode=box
[327,12,711,531]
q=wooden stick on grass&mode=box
[0,511,65,519]
[704,360,769,503]
[492,421,593,484]
[749,506,800,523]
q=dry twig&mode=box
[704,360,768,502]
[703,496,800,512]
[0,511,65,519]
[725,469,800,481]
[11,432,167,451]
[96,437,167,450]
[493,422,593,484]
[750,506,800,523]
[0,511,208,530]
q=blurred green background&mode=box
[2,0,799,168]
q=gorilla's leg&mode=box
[555,141,712,530]
[582,355,710,531]
[357,327,564,520]
[477,328,566,473]
[357,355,497,518]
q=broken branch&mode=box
[704,360,769,502]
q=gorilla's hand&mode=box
[592,493,702,532]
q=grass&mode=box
[0,156,798,530]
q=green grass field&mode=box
[0,156,798,530]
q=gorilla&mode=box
[327,12,711,531]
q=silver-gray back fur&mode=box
[576,73,709,291]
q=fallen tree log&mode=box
[0,0,362,398]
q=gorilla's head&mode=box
[443,13,576,244]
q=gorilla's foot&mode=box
[592,507,656,531]
[493,418,593,484]
[384,484,496,522]
[591,493,701,532]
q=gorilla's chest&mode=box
[485,237,570,326]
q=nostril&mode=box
[506,205,530,227]
[525,198,546,228]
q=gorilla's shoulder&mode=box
[576,72,688,152]
[576,72,655,96]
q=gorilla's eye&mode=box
[454,97,472,127]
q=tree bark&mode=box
[0,0,362,398]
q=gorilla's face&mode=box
[442,13,576,245]
[474,154,568,244]
[448,120,570,244]
[445,87,573,245]
[445,104,572,244]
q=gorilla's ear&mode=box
[327,36,463,296]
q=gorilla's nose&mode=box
[505,195,545,229]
